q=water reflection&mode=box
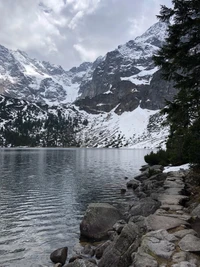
[0,148,150,267]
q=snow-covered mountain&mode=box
[0,95,168,148]
[0,21,175,148]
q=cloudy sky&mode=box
[0,0,172,70]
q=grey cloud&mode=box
[0,0,172,70]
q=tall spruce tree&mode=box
[154,0,200,165]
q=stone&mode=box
[121,188,126,194]
[140,229,177,259]
[171,262,197,267]
[55,263,62,267]
[129,197,160,217]
[132,248,158,267]
[81,244,95,257]
[64,259,97,267]
[191,204,200,218]
[134,172,149,181]
[146,214,188,231]
[172,251,188,263]
[161,204,183,211]
[179,234,200,252]
[95,240,112,259]
[69,256,83,263]
[50,247,68,265]
[98,222,140,267]
[158,194,188,206]
[113,220,126,234]
[174,229,198,239]
[129,216,147,234]
[126,179,140,189]
[80,203,121,240]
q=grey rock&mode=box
[179,234,200,252]
[158,194,188,206]
[55,263,63,267]
[146,214,188,231]
[132,249,158,267]
[50,247,68,265]
[129,197,160,217]
[113,220,127,234]
[174,229,198,239]
[80,203,121,240]
[140,229,177,259]
[95,240,112,259]
[98,222,140,267]
[126,179,140,189]
[171,262,197,267]
[191,204,200,218]
[81,244,95,257]
[172,251,188,263]
[69,256,83,263]
[129,216,147,234]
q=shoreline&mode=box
[50,164,200,267]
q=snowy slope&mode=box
[76,105,168,149]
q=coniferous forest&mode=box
[151,0,200,166]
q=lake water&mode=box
[0,148,150,267]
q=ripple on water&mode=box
[0,148,149,267]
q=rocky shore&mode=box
[50,165,200,267]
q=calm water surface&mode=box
[0,148,150,267]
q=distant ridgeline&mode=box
[0,95,88,147]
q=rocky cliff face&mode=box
[0,21,177,112]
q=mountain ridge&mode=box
[0,21,174,148]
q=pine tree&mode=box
[154,0,200,165]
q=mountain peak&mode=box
[135,21,168,46]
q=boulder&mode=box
[50,247,68,265]
[129,197,160,217]
[80,203,121,241]
[126,179,140,189]
[191,204,200,218]
[98,222,140,267]
[179,234,200,252]
[140,229,177,259]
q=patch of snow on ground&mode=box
[163,164,190,173]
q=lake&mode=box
[0,148,150,267]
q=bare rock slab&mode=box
[146,214,188,231]
[80,203,121,240]
[140,229,177,259]
[158,194,188,205]
[179,234,200,252]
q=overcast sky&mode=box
[0,0,172,70]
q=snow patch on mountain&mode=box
[77,105,168,149]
